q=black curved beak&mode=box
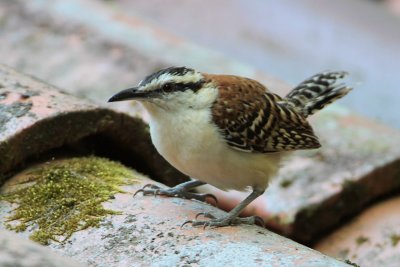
[108,87,155,102]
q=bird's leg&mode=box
[183,187,265,228]
[134,180,218,205]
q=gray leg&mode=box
[134,180,217,205]
[183,187,265,228]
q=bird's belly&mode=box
[149,116,282,191]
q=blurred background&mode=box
[1,0,399,127]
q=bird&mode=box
[108,67,352,228]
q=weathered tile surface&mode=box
[0,160,350,267]
[0,230,87,267]
[0,64,186,186]
[315,195,400,267]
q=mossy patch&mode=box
[0,156,138,245]
[390,233,400,247]
[355,236,369,246]
[279,179,293,188]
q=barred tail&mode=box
[285,71,352,117]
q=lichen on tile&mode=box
[0,156,139,245]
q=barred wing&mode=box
[209,75,321,153]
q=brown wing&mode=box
[207,74,321,153]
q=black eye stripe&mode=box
[153,81,204,94]
[162,83,177,92]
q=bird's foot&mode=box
[134,184,218,206]
[182,212,265,228]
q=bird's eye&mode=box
[162,83,176,92]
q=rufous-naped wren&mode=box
[109,67,352,228]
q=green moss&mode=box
[355,236,369,246]
[280,179,293,188]
[0,156,138,245]
[390,234,400,247]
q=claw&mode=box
[195,212,205,220]
[133,189,144,197]
[181,220,193,228]
[254,216,265,228]
[180,214,264,229]
[153,189,161,197]
[142,184,153,189]
[195,212,216,220]
[134,184,163,198]
[133,183,215,207]
[141,184,159,190]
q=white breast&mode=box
[144,103,284,191]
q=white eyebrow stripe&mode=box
[142,72,204,89]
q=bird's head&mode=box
[108,67,216,111]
